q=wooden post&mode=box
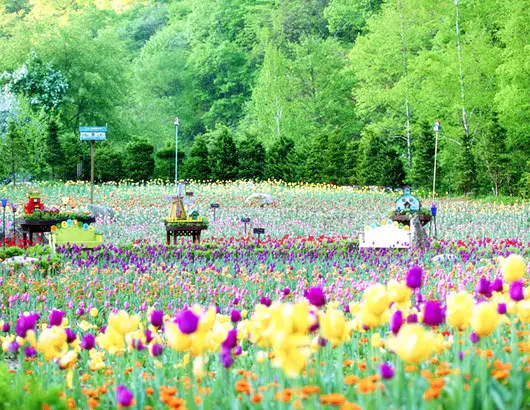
[90,140,95,205]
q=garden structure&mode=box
[17,191,95,245]
[164,184,208,244]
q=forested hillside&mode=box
[0,0,528,195]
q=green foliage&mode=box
[411,122,435,190]
[95,143,125,182]
[209,126,239,181]
[184,135,211,181]
[0,363,67,409]
[357,129,405,187]
[124,137,155,182]
[237,132,266,181]
[44,117,63,179]
[0,0,526,191]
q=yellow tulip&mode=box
[386,324,435,364]
[446,291,474,329]
[500,254,527,283]
[471,302,499,337]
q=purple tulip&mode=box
[150,310,164,328]
[233,345,242,356]
[230,310,242,323]
[476,277,491,298]
[24,346,37,358]
[48,309,65,327]
[220,346,234,368]
[458,351,464,361]
[282,287,291,296]
[2,322,10,332]
[390,310,403,334]
[222,329,238,349]
[406,313,418,324]
[318,337,327,347]
[76,308,85,316]
[150,343,164,357]
[423,301,444,327]
[116,385,134,407]
[176,309,199,334]
[497,303,507,315]
[509,281,524,301]
[145,329,154,344]
[405,266,423,289]
[8,341,19,353]
[491,278,503,292]
[132,339,146,351]
[15,313,39,338]
[65,328,77,343]
[305,287,326,307]
[81,334,96,350]
[259,296,272,307]
[470,332,480,344]
[380,362,395,379]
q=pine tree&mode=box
[305,132,328,183]
[209,126,239,181]
[238,133,266,180]
[44,117,64,179]
[411,122,435,190]
[357,131,405,187]
[2,120,27,186]
[184,135,211,181]
[124,137,155,182]
[266,135,296,182]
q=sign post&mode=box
[241,217,250,235]
[80,126,107,204]
[253,227,265,242]
[210,203,219,222]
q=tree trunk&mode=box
[398,0,412,170]
[454,0,470,140]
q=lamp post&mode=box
[432,121,441,203]
[174,116,180,185]
[1,198,7,249]
[11,203,17,246]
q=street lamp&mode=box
[11,203,17,246]
[174,116,180,185]
[1,198,8,249]
[432,120,441,203]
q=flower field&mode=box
[0,181,529,409]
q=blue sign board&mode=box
[80,126,107,141]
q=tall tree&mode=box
[411,122,435,191]
[44,116,63,179]
[184,135,211,181]
[209,126,239,181]
[237,132,266,181]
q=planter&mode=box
[390,214,432,227]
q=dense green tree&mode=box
[124,137,155,182]
[1,119,27,184]
[237,133,266,180]
[154,143,185,181]
[183,135,211,181]
[266,135,297,182]
[94,144,125,182]
[357,129,405,187]
[209,126,239,181]
[305,132,328,183]
[411,122,435,191]
[44,116,63,179]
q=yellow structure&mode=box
[165,197,203,224]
